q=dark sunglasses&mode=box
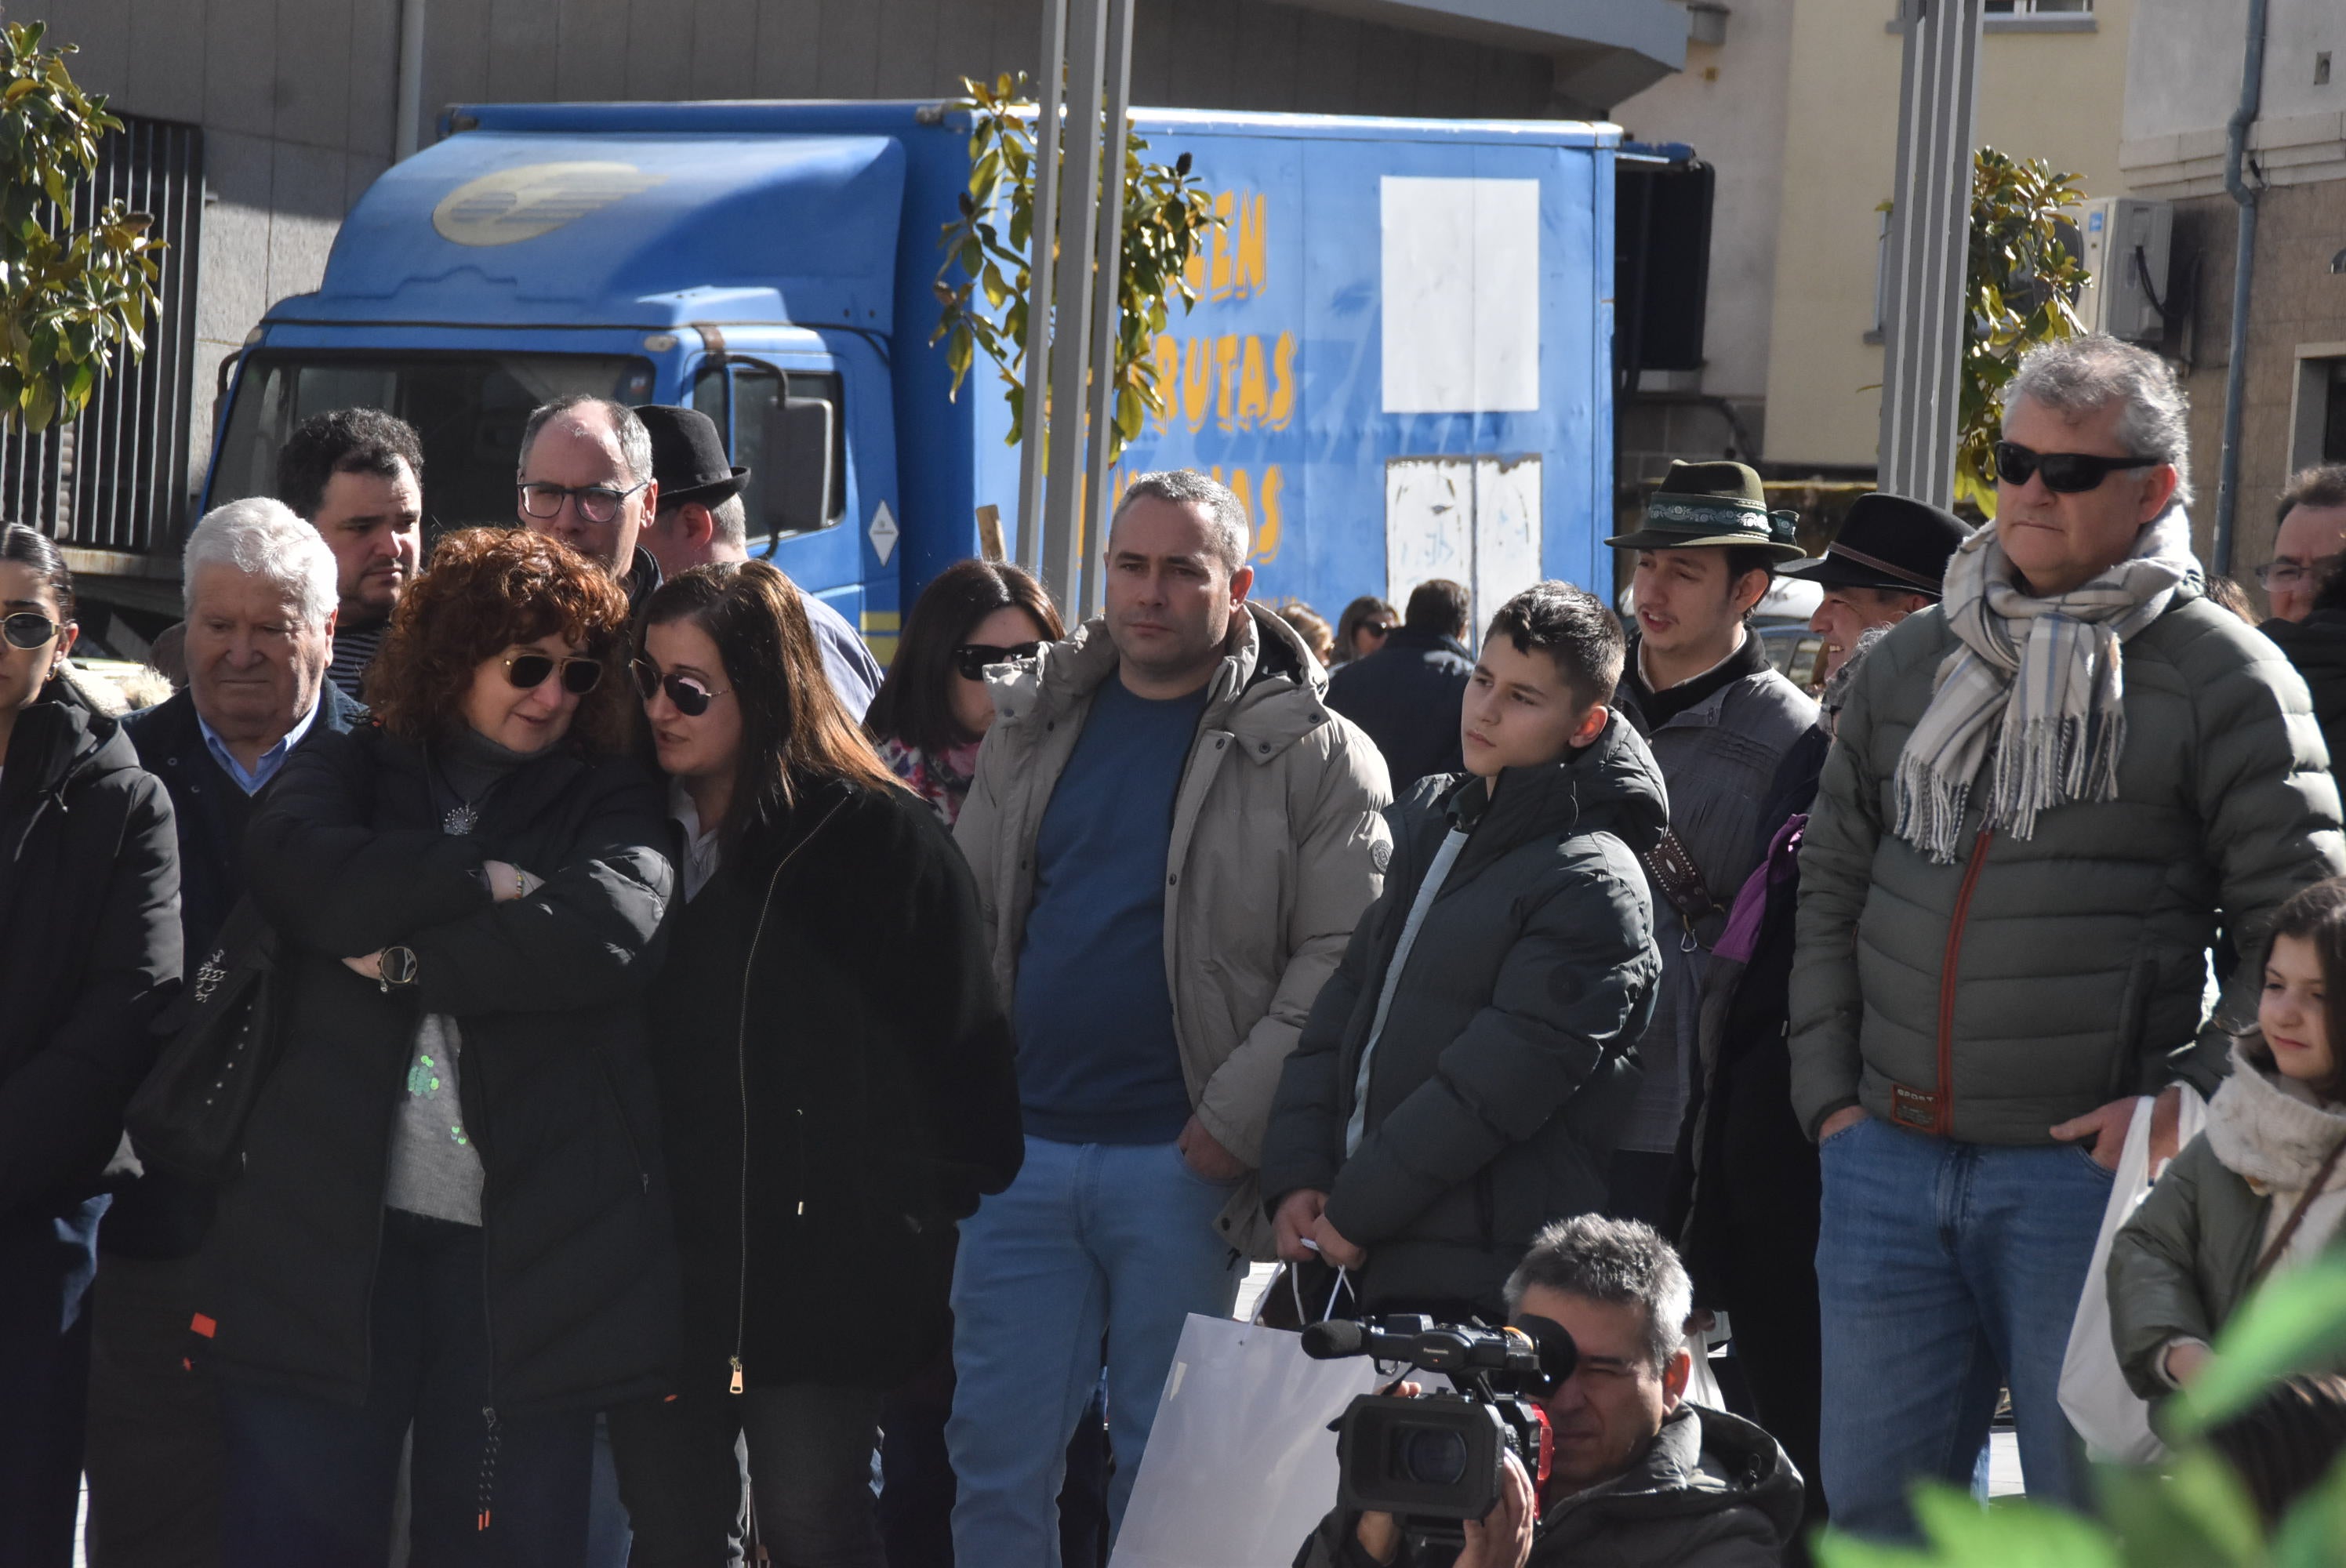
[2,612,62,651]
[631,659,730,717]
[504,652,604,695]
[1993,441,2163,494]
[951,641,1042,681]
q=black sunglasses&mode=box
[951,641,1042,681]
[1993,441,2163,494]
[2,611,62,651]
[504,652,604,695]
[631,659,730,717]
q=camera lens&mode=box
[1398,1426,1469,1487]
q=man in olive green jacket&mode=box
[1788,336,2345,1539]
[949,470,1391,1564]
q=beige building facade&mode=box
[1613,0,2137,481]
[2119,0,2346,593]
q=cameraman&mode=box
[1297,1218,1802,1568]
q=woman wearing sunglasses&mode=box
[213,528,678,1566]
[0,524,180,1561]
[613,561,1020,1566]
[864,557,1064,826]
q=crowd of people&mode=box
[3,332,2345,1568]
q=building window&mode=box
[1985,2,2093,13]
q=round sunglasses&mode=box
[2,612,64,651]
[950,641,1042,681]
[1993,441,2162,494]
[505,652,605,695]
[632,659,730,717]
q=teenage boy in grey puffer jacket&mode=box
[1262,582,1665,1319]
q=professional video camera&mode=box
[1302,1313,1578,1547]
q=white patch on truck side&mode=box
[1378,176,1541,415]
[1383,455,1544,637]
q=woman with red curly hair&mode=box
[208,528,680,1567]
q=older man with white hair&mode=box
[949,470,1391,1564]
[1790,335,2346,1537]
[89,498,362,1568]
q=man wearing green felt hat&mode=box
[1602,461,1818,1225]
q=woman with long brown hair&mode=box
[863,557,1063,827]
[611,560,1022,1566]
[216,528,677,1567]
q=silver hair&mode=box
[182,496,339,626]
[2003,334,2194,509]
[1502,1214,1693,1376]
[1110,469,1252,575]
[518,395,656,488]
[708,492,748,550]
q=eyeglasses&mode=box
[1361,622,1393,638]
[951,641,1042,682]
[505,652,605,695]
[1993,441,2163,494]
[2,612,62,651]
[2255,555,2342,591]
[632,659,731,717]
[517,480,649,525]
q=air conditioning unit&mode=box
[2075,197,2174,344]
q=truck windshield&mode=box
[213,352,656,527]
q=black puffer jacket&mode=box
[1261,715,1666,1313]
[0,685,180,1217]
[205,725,678,1414]
[2261,609,2346,779]
[651,776,1022,1394]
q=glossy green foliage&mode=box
[931,73,1221,465]
[1955,147,2089,515]
[0,20,162,431]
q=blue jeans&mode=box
[1815,1116,2112,1538]
[946,1138,1245,1566]
[219,1209,594,1568]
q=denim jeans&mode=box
[0,1194,105,1568]
[608,1381,885,1568]
[218,1208,594,1568]
[946,1138,1245,1566]
[1815,1116,2112,1538]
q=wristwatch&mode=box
[377,946,420,993]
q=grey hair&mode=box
[1110,469,1252,574]
[518,395,656,488]
[182,497,339,626]
[2002,334,2193,509]
[708,492,748,550]
[1502,1214,1693,1376]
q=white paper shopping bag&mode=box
[1109,1312,1386,1568]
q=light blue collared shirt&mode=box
[198,697,321,796]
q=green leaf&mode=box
[2172,1254,2346,1436]
[2094,1450,2264,1568]
[2271,1449,2346,1568]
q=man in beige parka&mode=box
[948,469,1391,1566]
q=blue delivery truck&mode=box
[203,101,1617,662]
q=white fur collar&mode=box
[2206,1043,2346,1196]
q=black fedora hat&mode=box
[1777,492,1970,599]
[637,404,749,508]
[1606,459,1807,560]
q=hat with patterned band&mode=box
[1605,459,1807,561]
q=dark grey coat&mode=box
[1260,714,1666,1313]
[1791,594,2345,1144]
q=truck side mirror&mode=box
[760,394,834,543]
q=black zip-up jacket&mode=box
[205,724,679,1413]
[1262,714,1666,1314]
[650,775,1022,1393]
[0,685,180,1218]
